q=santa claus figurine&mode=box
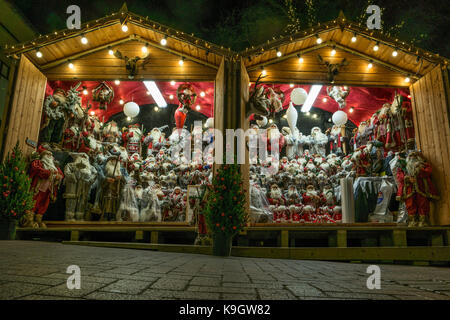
[122,124,143,155]
[144,127,167,156]
[169,187,186,221]
[99,156,123,221]
[351,145,372,177]
[40,88,67,144]
[29,147,64,228]
[102,121,120,143]
[63,153,97,221]
[267,184,285,207]
[309,127,328,157]
[396,152,439,227]
[286,185,302,205]
[302,184,322,208]
[326,124,346,155]
[266,124,285,154]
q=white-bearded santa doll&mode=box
[302,184,322,208]
[29,147,64,228]
[281,127,298,160]
[63,153,97,221]
[144,127,165,157]
[286,185,302,206]
[99,156,123,221]
[267,184,285,207]
[102,121,120,143]
[309,127,328,157]
[266,124,285,156]
[326,124,346,155]
[122,124,143,155]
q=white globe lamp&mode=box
[123,102,140,118]
[332,110,348,126]
[290,88,308,105]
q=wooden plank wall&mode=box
[213,58,225,173]
[410,65,450,226]
[240,59,251,218]
[2,56,47,160]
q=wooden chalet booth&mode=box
[0,5,237,240]
[238,13,450,228]
[1,8,450,260]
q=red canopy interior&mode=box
[46,81,215,122]
[46,81,409,126]
[250,84,410,126]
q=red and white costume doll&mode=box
[267,184,285,207]
[266,124,285,154]
[396,152,439,227]
[175,84,197,129]
[62,125,81,151]
[302,185,322,208]
[351,145,371,177]
[29,147,64,228]
[122,124,143,155]
[286,185,301,206]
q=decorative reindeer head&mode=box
[114,49,151,79]
[246,73,271,119]
[317,54,349,83]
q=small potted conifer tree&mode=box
[205,164,246,257]
[0,143,35,240]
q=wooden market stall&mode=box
[238,12,450,226]
[1,4,234,161]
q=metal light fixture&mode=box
[36,49,43,58]
[351,33,357,43]
[179,57,185,66]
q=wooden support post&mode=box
[328,232,337,247]
[281,230,289,248]
[430,231,444,246]
[150,231,159,244]
[336,230,347,248]
[445,230,450,246]
[70,231,79,242]
[135,230,144,241]
[392,230,407,247]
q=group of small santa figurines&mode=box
[24,117,214,227]
[249,150,350,224]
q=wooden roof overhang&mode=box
[239,13,449,87]
[2,4,234,81]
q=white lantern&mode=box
[332,110,348,126]
[206,117,214,128]
[290,88,308,105]
[123,102,140,118]
[286,102,298,134]
[256,116,268,127]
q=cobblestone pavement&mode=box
[0,241,449,300]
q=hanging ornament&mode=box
[290,87,308,105]
[286,102,298,134]
[327,86,350,109]
[266,87,285,114]
[92,81,114,110]
[256,116,268,127]
[177,84,197,112]
[206,117,214,128]
[332,110,348,126]
[123,102,140,118]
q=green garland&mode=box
[205,164,246,237]
[0,143,35,222]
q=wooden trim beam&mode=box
[247,40,420,79]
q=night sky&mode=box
[8,0,450,57]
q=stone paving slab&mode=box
[1,241,450,301]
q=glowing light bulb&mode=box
[115,80,120,85]
[90,111,95,116]
[146,91,151,95]
[200,92,205,97]
[290,84,294,88]
[36,50,43,58]
[331,49,336,55]
[313,114,317,118]
[160,38,167,46]
[108,49,114,55]
[83,89,88,95]
[404,77,410,83]
[276,51,282,57]
[179,58,184,66]
[261,69,267,76]
[169,95,174,100]
[299,57,304,63]
[127,116,131,121]
[306,112,310,116]
[196,105,201,111]
[68,62,74,69]
[170,81,176,86]
[351,36,357,42]
[316,37,322,44]
[349,107,354,113]
[81,36,88,44]
[373,44,379,51]
[119,99,124,105]
[368,63,373,69]
[322,98,327,103]
[269,119,273,124]
[392,50,398,57]
[142,45,148,53]
[122,24,128,32]
[154,106,159,112]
